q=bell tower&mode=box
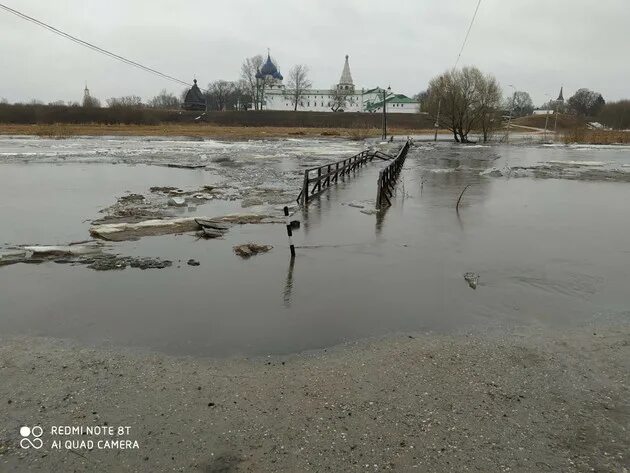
[556,86,564,103]
[337,55,354,91]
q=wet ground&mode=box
[0,136,629,357]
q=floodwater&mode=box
[1,136,629,356]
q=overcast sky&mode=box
[1,0,628,106]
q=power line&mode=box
[433,0,484,142]
[0,2,193,88]
[454,0,483,68]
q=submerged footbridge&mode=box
[296,139,411,209]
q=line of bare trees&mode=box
[3,51,352,114]
[419,65,629,142]
[597,100,630,130]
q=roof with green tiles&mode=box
[365,94,418,111]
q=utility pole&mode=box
[544,109,550,141]
[543,93,550,141]
[382,88,386,141]
[433,99,441,142]
[381,85,391,141]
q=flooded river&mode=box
[1,136,629,356]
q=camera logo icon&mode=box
[20,426,43,449]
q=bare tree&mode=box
[148,89,180,109]
[0,98,9,104]
[233,80,252,110]
[83,94,101,108]
[206,80,237,111]
[568,88,605,116]
[597,100,630,129]
[106,95,143,108]
[425,67,501,143]
[330,87,351,112]
[477,75,502,142]
[240,55,264,111]
[538,100,554,110]
[414,90,429,111]
[285,64,312,111]
[504,91,533,117]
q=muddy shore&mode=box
[0,322,628,472]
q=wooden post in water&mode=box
[301,170,309,205]
[316,167,322,194]
[376,171,383,208]
[283,206,296,258]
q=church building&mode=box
[182,79,206,111]
[260,54,419,114]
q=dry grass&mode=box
[348,126,381,141]
[562,128,630,144]
[0,123,432,140]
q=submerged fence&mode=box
[297,149,388,205]
[296,140,411,207]
[375,140,411,208]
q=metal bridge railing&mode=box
[375,140,410,208]
[297,149,383,206]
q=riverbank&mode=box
[511,115,630,144]
[3,123,628,145]
[0,123,435,140]
[1,322,628,472]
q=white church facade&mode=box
[257,54,420,114]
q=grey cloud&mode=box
[1,0,628,105]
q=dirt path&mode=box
[0,323,628,472]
